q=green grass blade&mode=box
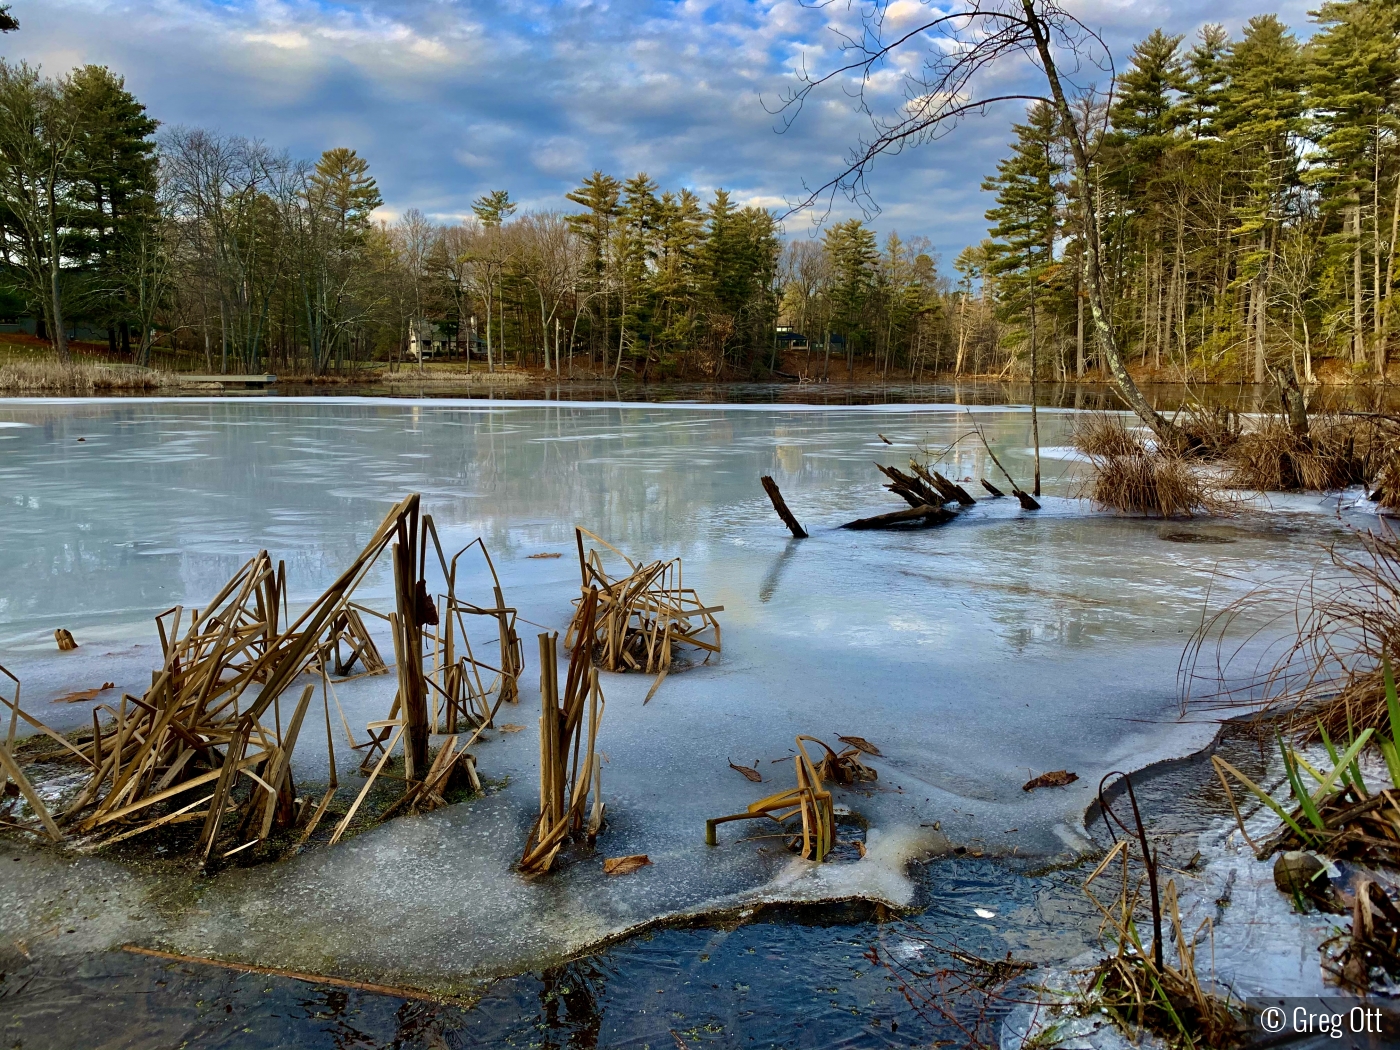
[1387,655,1400,744]
[1318,721,1349,791]
[1316,728,1373,798]
[1216,755,1314,845]
[1281,736,1326,830]
[1381,734,1400,791]
[1346,710,1369,796]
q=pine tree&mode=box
[471,189,516,227]
[822,218,878,374]
[983,102,1063,343]
[1222,15,1305,382]
[309,147,383,233]
[65,65,158,354]
[1307,0,1400,370]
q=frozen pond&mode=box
[0,397,1366,990]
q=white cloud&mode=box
[14,0,1317,259]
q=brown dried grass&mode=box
[1184,525,1400,738]
[1178,403,1241,459]
[1077,416,1219,518]
[1227,413,1379,493]
[1085,453,1218,518]
[1073,412,1146,458]
[0,360,165,394]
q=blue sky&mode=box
[17,0,1314,261]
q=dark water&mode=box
[0,858,1101,1050]
[70,376,1400,414]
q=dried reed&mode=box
[1086,773,1243,1048]
[1177,403,1241,460]
[1227,413,1377,493]
[1084,451,1217,518]
[0,360,165,393]
[1073,413,1147,459]
[1075,414,1219,517]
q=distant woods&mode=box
[964,1,1400,388]
[0,57,944,380]
[7,0,1400,383]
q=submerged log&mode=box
[841,505,955,530]
[760,476,808,538]
[1016,491,1041,511]
[981,478,1006,498]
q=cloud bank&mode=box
[13,0,1313,259]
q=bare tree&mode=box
[779,0,1178,442]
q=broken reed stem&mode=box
[520,596,606,875]
[567,530,722,695]
[3,495,524,866]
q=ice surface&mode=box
[0,397,1373,984]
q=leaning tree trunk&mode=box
[1021,0,1177,448]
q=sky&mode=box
[14,0,1315,261]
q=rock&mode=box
[53,629,77,652]
[1273,850,1327,896]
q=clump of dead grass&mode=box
[0,359,164,394]
[1076,415,1218,517]
[1227,413,1380,492]
[1085,775,1245,1048]
[1177,403,1241,459]
[1074,412,1147,458]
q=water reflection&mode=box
[250,379,1400,414]
[758,538,802,603]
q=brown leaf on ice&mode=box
[1021,770,1078,792]
[53,683,114,704]
[498,723,526,733]
[837,735,882,757]
[728,759,762,783]
[528,552,563,559]
[603,854,651,876]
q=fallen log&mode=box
[908,461,976,507]
[934,470,977,507]
[980,478,1006,498]
[760,476,808,538]
[841,505,955,530]
[876,464,943,509]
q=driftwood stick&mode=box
[760,476,808,538]
[965,413,1040,510]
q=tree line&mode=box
[963,0,1400,389]
[8,0,1395,388]
[0,48,956,381]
